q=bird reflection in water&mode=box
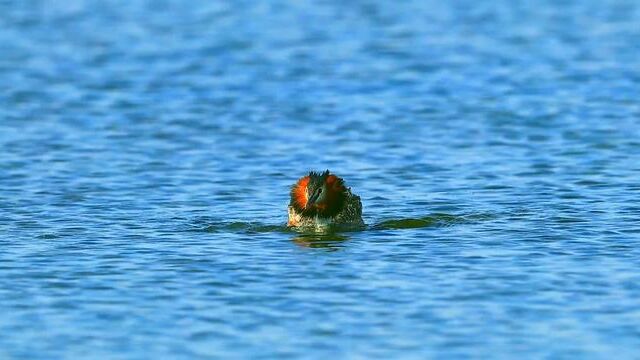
[292,233,349,250]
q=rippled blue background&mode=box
[2,0,640,358]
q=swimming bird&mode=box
[288,170,365,229]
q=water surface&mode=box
[2,0,640,358]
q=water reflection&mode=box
[292,233,349,250]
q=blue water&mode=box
[2,1,640,358]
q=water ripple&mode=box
[2,0,640,358]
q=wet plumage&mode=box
[288,170,365,229]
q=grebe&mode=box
[288,170,365,229]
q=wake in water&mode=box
[190,212,491,234]
[186,213,494,249]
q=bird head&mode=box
[290,170,347,218]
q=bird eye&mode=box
[317,188,322,194]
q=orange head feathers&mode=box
[290,170,347,218]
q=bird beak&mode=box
[306,192,319,209]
